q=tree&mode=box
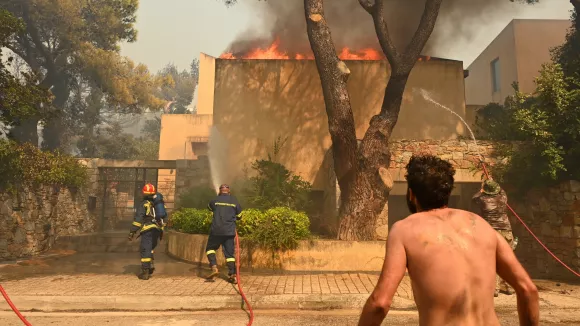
[156,60,199,114]
[0,9,52,140]
[303,0,441,240]
[1,0,165,149]
[552,1,580,82]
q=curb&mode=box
[0,294,416,312]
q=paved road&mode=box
[1,309,579,326]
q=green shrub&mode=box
[0,140,88,192]
[171,208,212,234]
[236,208,265,237]
[171,207,311,251]
[178,186,217,209]
[248,207,311,251]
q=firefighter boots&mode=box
[228,274,238,285]
[138,268,151,280]
[206,265,219,281]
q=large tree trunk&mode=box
[305,0,442,240]
[42,78,69,151]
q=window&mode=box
[491,58,501,93]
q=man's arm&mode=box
[234,198,243,220]
[496,231,539,326]
[129,202,146,239]
[358,222,407,326]
[207,199,215,212]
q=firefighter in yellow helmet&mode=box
[128,183,166,280]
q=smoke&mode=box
[226,0,568,62]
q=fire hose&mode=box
[0,285,32,325]
[235,230,255,326]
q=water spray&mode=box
[417,88,580,278]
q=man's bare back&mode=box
[358,207,539,326]
[400,208,500,325]
[358,155,538,326]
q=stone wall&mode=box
[388,139,501,171]
[0,186,97,261]
[511,180,580,281]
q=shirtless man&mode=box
[358,155,539,326]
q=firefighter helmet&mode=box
[142,183,156,195]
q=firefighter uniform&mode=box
[206,191,243,281]
[129,184,162,280]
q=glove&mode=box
[128,232,135,241]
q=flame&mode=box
[219,38,432,62]
[220,38,384,61]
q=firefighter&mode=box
[471,179,517,296]
[128,183,163,280]
[206,184,243,284]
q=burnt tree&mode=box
[305,0,443,240]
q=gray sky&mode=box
[121,0,574,72]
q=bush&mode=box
[0,140,88,192]
[248,207,311,251]
[178,186,217,209]
[171,208,212,234]
[170,207,311,251]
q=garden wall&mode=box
[0,186,98,261]
[511,180,580,281]
[167,231,385,272]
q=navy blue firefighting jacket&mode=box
[130,197,161,235]
[207,194,243,236]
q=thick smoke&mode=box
[226,0,554,59]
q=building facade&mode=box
[465,19,570,106]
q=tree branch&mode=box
[402,0,443,66]
[304,0,358,183]
[22,4,57,74]
[359,0,401,69]
[571,0,580,13]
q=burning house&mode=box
[159,41,482,235]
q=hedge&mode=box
[171,207,311,251]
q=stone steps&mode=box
[54,232,166,253]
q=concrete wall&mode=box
[466,19,570,106]
[159,114,213,161]
[208,56,467,187]
[465,21,518,105]
[167,231,386,272]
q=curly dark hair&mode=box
[405,154,456,211]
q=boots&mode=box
[138,268,150,280]
[228,274,238,285]
[207,265,219,281]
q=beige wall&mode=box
[466,19,570,106]
[465,21,518,105]
[210,57,467,187]
[513,20,570,94]
[196,53,216,115]
[158,114,212,160]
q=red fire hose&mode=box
[0,284,32,325]
[480,163,580,278]
[235,230,254,325]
